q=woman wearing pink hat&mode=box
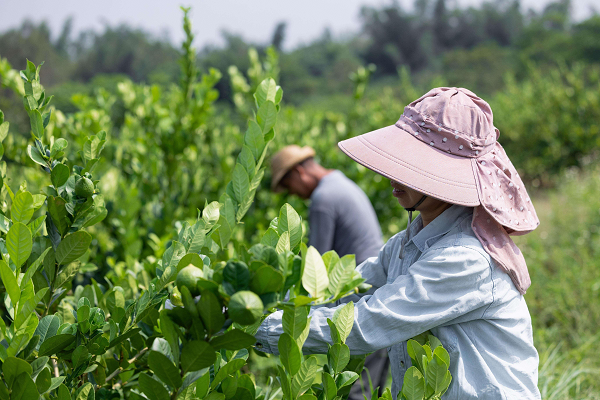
[255,87,541,399]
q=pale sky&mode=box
[0,0,597,50]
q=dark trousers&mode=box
[348,348,390,400]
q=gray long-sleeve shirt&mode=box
[308,170,383,265]
[256,205,541,399]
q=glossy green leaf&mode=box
[181,340,216,373]
[256,100,277,134]
[148,350,182,388]
[51,164,70,188]
[209,329,256,350]
[11,191,34,224]
[6,222,32,268]
[328,343,350,374]
[302,246,329,299]
[322,372,337,400]
[426,354,451,395]
[47,196,69,236]
[138,373,170,400]
[278,333,301,376]
[34,315,60,350]
[282,305,308,340]
[3,357,32,388]
[38,334,75,357]
[244,121,264,160]
[0,260,19,305]
[332,302,354,344]
[10,373,38,400]
[55,231,92,266]
[261,228,279,247]
[210,358,245,389]
[35,367,52,394]
[277,203,302,250]
[291,356,318,397]
[198,290,225,335]
[250,264,284,295]
[30,110,44,138]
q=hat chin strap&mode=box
[399,195,427,259]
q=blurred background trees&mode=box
[1,0,598,106]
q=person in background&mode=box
[270,145,389,399]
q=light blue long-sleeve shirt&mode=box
[254,205,541,399]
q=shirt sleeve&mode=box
[255,245,494,355]
[308,208,336,255]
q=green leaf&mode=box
[10,373,38,400]
[278,204,302,250]
[322,372,337,400]
[407,339,427,374]
[332,302,354,344]
[57,384,70,400]
[47,196,70,236]
[328,343,350,374]
[223,260,250,294]
[202,201,220,225]
[426,354,450,396]
[34,315,60,350]
[326,319,340,344]
[278,333,301,376]
[148,350,182,389]
[256,101,277,134]
[210,358,245,389]
[0,260,19,305]
[3,356,32,388]
[27,145,46,167]
[0,121,9,142]
[35,367,52,394]
[51,164,70,188]
[22,247,51,288]
[55,231,92,266]
[212,195,235,249]
[198,290,225,335]
[282,305,308,340]
[250,265,284,295]
[29,110,44,138]
[236,168,264,223]
[159,311,180,363]
[7,222,32,268]
[237,145,256,178]
[276,231,290,254]
[12,191,34,224]
[254,78,278,107]
[38,333,75,357]
[139,373,170,400]
[335,371,359,389]
[302,246,329,299]
[291,356,317,397]
[28,215,46,236]
[209,329,256,351]
[402,367,425,400]
[244,121,264,160]
[261,228,279,247]
[181,340,216,374]
[232,163,250,204]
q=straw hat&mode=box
[270,145,316,192]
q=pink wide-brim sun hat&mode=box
[339,124,479,207]
[338,87,540,294]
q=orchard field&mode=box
[1,3,600,400]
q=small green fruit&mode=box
[75,177,94,197]
[356,282,372,294]
[170,287,184,307]
[228,291,264,325]
[176,265,203,297]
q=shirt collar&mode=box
[409,204,473,253]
